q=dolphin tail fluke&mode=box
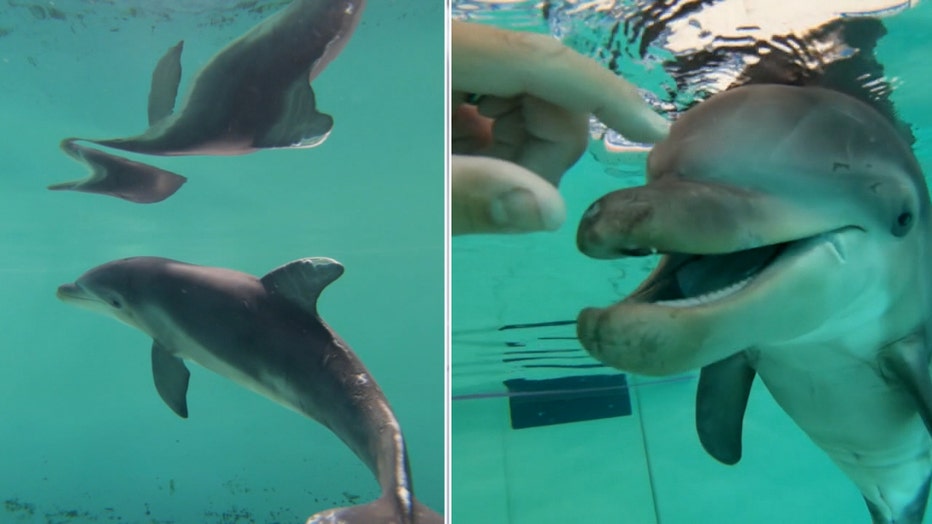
[411,500,444,524]
[305,495,443,524]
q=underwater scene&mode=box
[1,1,443,523]
[452,1,932,523]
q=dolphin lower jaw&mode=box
[578,228,864,374]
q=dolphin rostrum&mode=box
[51,0,366,203]
[576,84,932,523]
[57,256,442,524]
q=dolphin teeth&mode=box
[827,235,847,262]
[655,275,754,308]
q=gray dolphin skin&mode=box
[51,0,365,203]
[48,139,187,204]
[576,84,932,523]
[57,257,442,524]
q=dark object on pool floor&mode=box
[505,374,631,430]
[57,256,442,524]
[51,0,366,203]
[577,84,932,524]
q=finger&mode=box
[452,104,494,154]
[451,155,566,235]
[516,96,589,185]
[452,21,670,144]
[475,95,521,120]
[483,108,525,162]
[482,97,587,186]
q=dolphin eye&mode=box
[892,211,914,237]
[109,297,123,309]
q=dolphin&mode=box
[57,256,442,524]
[575,84,932,523]
[51,0,365,203]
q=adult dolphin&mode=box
[51,0,365,202]
[57,257,442,524]
[576,84,932,523]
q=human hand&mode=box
[451,20,670,235]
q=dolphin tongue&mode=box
[674,243,783,298]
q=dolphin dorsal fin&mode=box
[148,40,184,126]
[260,258,344,317]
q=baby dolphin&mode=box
[577,85,932,523]
[52,0,366,203]
[57,257,442,524]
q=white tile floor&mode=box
[452,391,655,524]
[452,372,875,523]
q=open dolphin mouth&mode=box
[618,231,850,309]
[646,243,786,306]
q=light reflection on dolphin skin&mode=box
[51,0,365,203]
[577,85,932,524]
[57,257,442,524]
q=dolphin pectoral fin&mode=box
[696,352,756,465]
[260,258,345,317]
[148,40,184,126]
[254,82,334,149]
[151,342,190,418]
[879,332,932,435]
[50,139,187,203]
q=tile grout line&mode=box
[635,382,663,524]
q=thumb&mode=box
[452,155,566,235]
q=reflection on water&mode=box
[452,0,919,153]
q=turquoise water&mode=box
[0,1,443,522]
[452,2,932,523]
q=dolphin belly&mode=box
[753,343,932,522]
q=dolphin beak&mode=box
[56,282,89,303]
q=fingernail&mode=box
[489,189,565,232]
